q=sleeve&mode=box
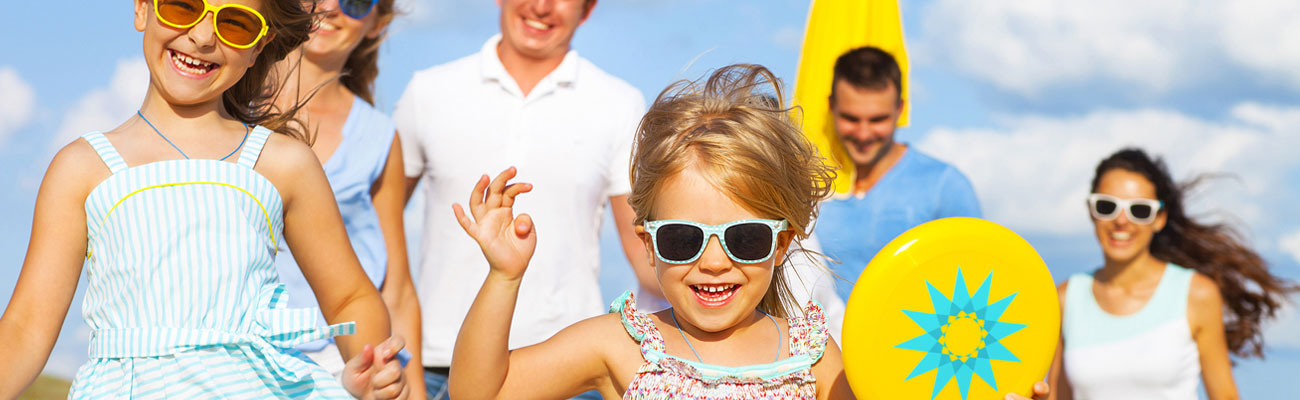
[936,166,983,219]
[393,72,427,179]
[605,90,646,198]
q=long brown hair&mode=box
[630,64,836,318]
[340,0,397,105]
[223,0,316,142]
[1092,148,1298,358]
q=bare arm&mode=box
[269,135,403,398]
[0,142,99,397]
[1047,281,1072,400]
[449,169,614,399]
[812,337,855,400]
[372,134,427,398]
[1188,274,1239,400]
[610,195,662,300]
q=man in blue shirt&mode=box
[814,46,982,300]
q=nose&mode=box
[186,11,219,49]
[695,235,733,274]
[530,0,555,15]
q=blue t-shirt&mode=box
[814,147,981,300]
[273,96,396,351]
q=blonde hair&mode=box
[629,64,835,318]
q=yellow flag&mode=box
[791,0,910,194]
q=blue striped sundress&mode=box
[70,128,356,399]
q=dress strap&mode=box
[80,132,128,174]
[788,300,830,362]
[608,291,666,353]
[237,126,273,169]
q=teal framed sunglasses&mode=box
[643,219,789,264]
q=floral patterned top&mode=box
[611,291,829,400]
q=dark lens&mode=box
[340,0,374,19]
[724,223,774,262]
[158,0,205,26]
[216,8,263,47]
[1094,199,1118,216]
[1130,204,1153,219]
[656,224,704,262]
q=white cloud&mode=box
[0,67,36,145]
[917,0,1300,96]
[1263,295,1300,351]
[917,103,1299,238]
[1281,231,1300,266]
[49,59,148,152]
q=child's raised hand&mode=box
[342,336,409,399]
[453,167,536,280]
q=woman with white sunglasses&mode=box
[1047,148,1297,400]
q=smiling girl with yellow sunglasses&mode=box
[0,1,408,398]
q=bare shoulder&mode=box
[46,138,111,195]
[561,313,635,347]
[1187,272,1224,309]
[1057,280,1071,308]
[252,133,325,198]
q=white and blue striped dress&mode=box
[70,128,356,399]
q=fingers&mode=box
[1033,381,1050,399]
[484,167,517,208]
[452,203,474,236]
[501,182,533,208]
[468,174,489,219]
[369,344,405,399]
[514,213,534,238]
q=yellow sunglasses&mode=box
[153,0,269,49]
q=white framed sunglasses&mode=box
[643,219,789,264]
[1087,193,1164,225]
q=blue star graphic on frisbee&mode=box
[896,268,1026,400]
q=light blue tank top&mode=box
[1062,263,1200,399]
[274,97,396,351]
[73,129,354,398]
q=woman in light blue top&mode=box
[0,0,406,398]
[272,0,425,395]
[1048,148,1298,400]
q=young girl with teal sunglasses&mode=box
[0,1,406,398]
[445,64,1048,399]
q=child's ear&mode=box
[246,33,275,68]
[636,225,655,264]
[135,0,150,32]
[773,231,796,264]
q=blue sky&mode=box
[2,0,1298,397]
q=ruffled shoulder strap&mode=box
[608,291,666,352]
[788,300,830,362]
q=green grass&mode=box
[19,375,70,400]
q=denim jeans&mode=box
[424,368,603,399]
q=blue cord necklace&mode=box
[669,308,781,364]
[137,110,248,161]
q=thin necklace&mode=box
[669,308,782,364]
[137,110,249,161]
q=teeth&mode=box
[1111,232,1132,240]
[694,284,736,293]
[523,18,549,30]
[170,50,216,75]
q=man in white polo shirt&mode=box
[394,0,656,398]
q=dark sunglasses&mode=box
[643,219,789,264]
[1087,193,1163,225]
[339,0,378,19]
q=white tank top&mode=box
[1062,263,1201,400]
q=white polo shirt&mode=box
[395,34,645,367]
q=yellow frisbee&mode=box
[841,217,1059,400]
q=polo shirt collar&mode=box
[479,34,580,95]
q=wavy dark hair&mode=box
[339,0,397,105]
[222,0,316,142]
[1092,148,1298,358]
